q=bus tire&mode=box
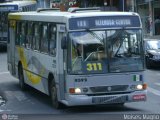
[110,103,125,107]
[18,64,27,91]
[117,103,125,106]
[49,80,64,109]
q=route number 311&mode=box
[86,63,102,71]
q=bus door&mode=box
[57,24,66,100]
[8,20,16,75]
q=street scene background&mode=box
[0,0,160,120]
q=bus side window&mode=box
[32,24,35,49]
[49,24,56,55]
[16,22,22,45]
[41,24,48,53]
[26,22,32,49]
[32,23,40,51]
[21,22,26,47]
[22,7,26,12]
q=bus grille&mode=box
[92,95,127,104]
[90,85,129,93]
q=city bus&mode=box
[8,8,147,108]
[0,0,36,47]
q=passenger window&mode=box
[20,23,26,47]
[32,24,40,50]
[16,22,21,45]
[41,24,48,53]
[49,25,56,55]
[26,22,32,49]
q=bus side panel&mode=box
[14,46,58,95]
[7,27,12,75]
[25,51,54,95]
[7,22,16,77]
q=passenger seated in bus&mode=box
[50,40,56,55]
[97,51,106,60]
[97,46,106,60]
[72,44,83,71]
[110,39,125,58]
[76,44,82,56]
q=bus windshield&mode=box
[69,29,144,74]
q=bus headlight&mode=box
[130,84,147,90]
[136,84,143,90]
[75,88,81,93]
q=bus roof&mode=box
[8,11,140,21]
[8,10,142,30]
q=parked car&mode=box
[144,37,160,68]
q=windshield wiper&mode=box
[85,29,103,44]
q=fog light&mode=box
[137,84,143,90]
[75,88,81,93]
[83,88,88,93]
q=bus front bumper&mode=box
[62,90,147,106]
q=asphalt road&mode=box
[1,50,160,120]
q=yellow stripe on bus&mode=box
[17,47,43,84]
[8,15,21,20]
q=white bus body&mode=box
[8,9,147,108]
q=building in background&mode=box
[136,0,160,36]
[78,0,135,12]
[48,0,136,12]
[37,0,50,8]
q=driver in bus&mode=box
[110,39,125,57]
[76,44,83,56]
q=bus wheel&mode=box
[50,80,63,109]
[18,65,27,90]
[116,103,125,106]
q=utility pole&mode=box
[123,0,125,11]
[149,0,153,36]
[131,0,134,12]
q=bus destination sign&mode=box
[69,16,140,30]
[0,5,18,11]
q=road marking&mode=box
[0,72,9,75]
[154,83,160,86]
[5,91,27,102]
[14,91,27,101]
[0,109,11,112]
[148,87,160,96]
